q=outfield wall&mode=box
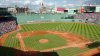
[15,13,84,24]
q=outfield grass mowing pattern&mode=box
[23,34,66,50]
[20,23,62,32]
[21,23,100,41]
[2,23,100,56]
[56,47,90,56]
[3,33,20,49]
[1,33,20,56]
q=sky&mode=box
[0,0,99,9]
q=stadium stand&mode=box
[74,13,100,20]
[74,13,100,24]
[0,17,17,35]
[0,11,17,36]
[74,13,100,21]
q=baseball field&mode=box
[0,22,100,56]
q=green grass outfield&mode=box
[55,47,90,56]
[20,23,100,41]
[2,22,100,56]
[3,33,20,49]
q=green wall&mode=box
[15,13,83,24]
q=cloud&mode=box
[45,2,54,6]
[5,0,9,1]
[24,0,31,5]
[63,0,67,3]
[0,0,99,9]
[63,4,67,7]
[12,1,24,3]
[0,3,2,5]
[32,0,43,5]
[68,4,74,6]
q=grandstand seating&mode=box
[74,13,100,20]
[0,17,17,36]
[74,13,100,24]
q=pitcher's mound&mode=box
[39,39,48,43]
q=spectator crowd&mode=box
[74,13,100,20]
[0,17,17,36]
[74,13,100,23]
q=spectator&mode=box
[0,17,17,36]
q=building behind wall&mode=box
[84,6,96,13]
[67,9,77,14]
[96,6,100,12]
[54,7,65,13]
[16,7,29,14]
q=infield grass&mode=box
[23,34,66,50]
